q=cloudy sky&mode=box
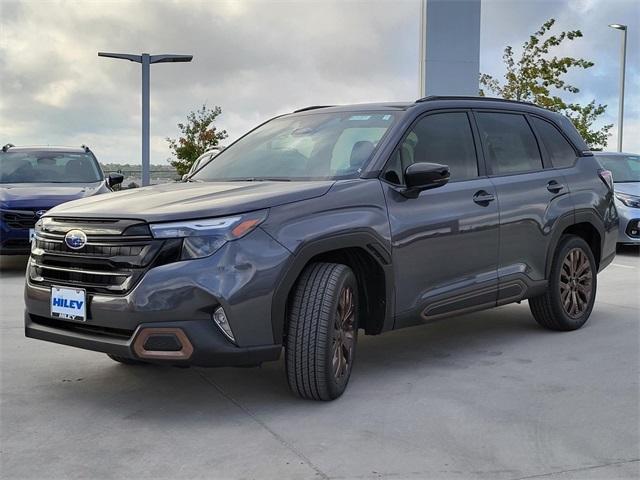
[1,0,638,167]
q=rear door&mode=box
[382,110,500,327]
[474,111,573,304]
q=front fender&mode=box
[262,179,394,341]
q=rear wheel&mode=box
[285,262,358,400]
[107,354,147,365]
[529,235,597,331]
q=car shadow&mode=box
[616,244,639,257]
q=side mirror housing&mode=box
[402,162,450,197]
[107,173,124,188]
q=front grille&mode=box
[1,209,39,229]
[34,238,146,257]
[28,217,181,295]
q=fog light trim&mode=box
[213,306,235,343]
[132,327,194,360]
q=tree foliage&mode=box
[480,18,612,150]
[167,104,228,175]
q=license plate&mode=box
[29,228,36,243]
[51,286,86,321]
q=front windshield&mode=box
[598,155,640,183]
[193,111,398,181]
[0,151,103,184]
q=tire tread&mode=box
[285,262,352,400]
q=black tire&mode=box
[529,235,597,331]
[285,262,358,401]
[106,354,147,365]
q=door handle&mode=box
[547,180,566,193]
[473,190,495,205]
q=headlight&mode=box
[615,192,640,208]
[150,210,268,260]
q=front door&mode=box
[381,110,500,327]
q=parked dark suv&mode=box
[1,145,123,254]
[24,97,618,400]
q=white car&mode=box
[595,152,640,245]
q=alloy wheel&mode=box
[559,247,593,318]
[332,286,356,381]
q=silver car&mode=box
[182,147,224,181]
[595,152,640,245]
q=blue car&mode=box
[595,152,640,245]
[1,144,123,254]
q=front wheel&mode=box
[529,235,597,331]
[285,263,358,401]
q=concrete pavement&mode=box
[1,248,638,479]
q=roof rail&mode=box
[293,105,334,113]
[80,144,90,152]
[415,95,540,108]
[2,143,14,152]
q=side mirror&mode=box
[403,162,450,197]
[107,173,124,188]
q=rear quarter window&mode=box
[530,117,577,168]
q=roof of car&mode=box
[291,96,549,115]
[1,145,90,153]
[292,102,413,113]
[593,151,638,157]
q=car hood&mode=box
[0,182,103,209]
[614,182,640,197]
[46,180,335,222]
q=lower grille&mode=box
[30,314,134,339]
[31,260,133,290]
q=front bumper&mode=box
[24,227,291,366]
[25,313,282,366]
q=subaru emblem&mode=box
[64,229,87,250]
[35,210,47,218]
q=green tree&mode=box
[167,104,228,175]
[480,18,612,150]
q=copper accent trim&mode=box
[132,327,194,360]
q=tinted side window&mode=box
[476,113,543,175]
[384,112,478,184]
[530,117,577,168]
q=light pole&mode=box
[608,24,627,152]
[98,52,193,186]
[419,0,427,97]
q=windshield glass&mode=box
[598,154,640,183]
[193,111,398,181]
[0,151,103,184]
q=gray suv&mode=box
[24,97,618,400]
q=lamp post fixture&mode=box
[608,24,627,152]
[98,52,193,186]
